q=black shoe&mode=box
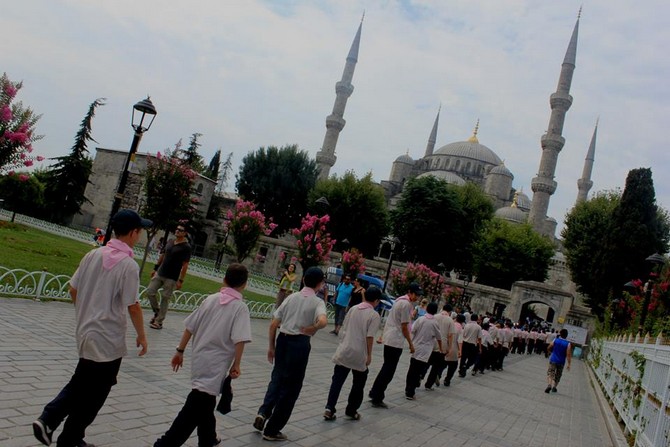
[262,432,288,441]
[77,442,96,447]
[323,409,336,421]
[253,414,266,431]
[544,386,551,393]
[370,400,388,408]
[458,372,466,378]
[443,380,451,387]
[32,419,53,446]
[551,387,557,393]
[435,377,440,387]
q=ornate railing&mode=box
[0,267,335,322]
[589,335,670,447]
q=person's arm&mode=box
[229,341,246,379]
[301,314,328,336]
[69,286,77,304]
[566,343,573,371]
[267,318,281,364]
[366,336,374,366]
[152,253,165,278]
[176,261,189,290]
[445,332,453,355]
[172,329,193,371]
[401,322,414,353]
[127,302,148,356]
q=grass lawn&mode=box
[0,222,273,303]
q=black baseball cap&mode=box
[408,282,423,295]
[111,209,153,235]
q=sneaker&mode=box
[424,385,434,391]
[471,370,477,376]
[329,330,338,335]
[443,380,451,387]
[150,321,163,330]
[345,412,361,421]
[405,395,416,400]
[435,377,440,387]
[262,432,288,441]
[77,442,96,447]
[458,372,466,378]
[32,419,53,446]
[370,400,388,409]
[544,386,552,393]
[253,414,267,431]
[323,409,336,421]
[551,387,557,393]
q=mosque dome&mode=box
[394,154,414,164]
[433,121,502,166]
[489,163,513,178]
[516,191,531,211]
[495,206,528,224]
[417,170,466,186]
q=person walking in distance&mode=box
[443,314,465,386]
[323,286,382,422]
[147,224,192,329]
[331,275,353,335]
[423,303,455,390]
[367,282,422,408]
[153,264,252,447]
[458,313,482,377]
[253,267,328,442]
[405,302,442,400]
[32,209,151,447]
[275,263,297,309]
[545,328,572,393]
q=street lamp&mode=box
[103,97,157,245]
[639,253,666,332]
[382,236,400,292]
[460,273,471,309]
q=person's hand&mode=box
[229,364,241,379]
[376,336,383,344]
[567,364,571,371]
[409,342,415,354]
[171,352,183,372]
[300,325,318,336]
[136,336,148,356]
[267,347,275,364]
[151,271,157,279]
[176,281,183,290]
[366,354,372,366]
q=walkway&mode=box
[0,298,613,447]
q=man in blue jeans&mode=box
[253,267,328,441]
[331,275,353,335]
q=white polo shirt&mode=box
[434,312,455,352]
[332,302,381,371]
[446,322,462,362]
[274,287,327,335]
[382,296,414,349]
[410,315,442,362]
[70,248,139,362]
[184,292,252,396]
[461,321,482,345]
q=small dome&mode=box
[516,191,531,211]
[394,154,414,164]
[489,163,513,178]
[434,140,502,166]
[495,206,528,224]
[417,170,466,186]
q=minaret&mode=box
[576,119,598,204]
[424,105,441,157]
[528,10,581,235]
[315,16,363,181]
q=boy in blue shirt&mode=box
[545,328,572,393]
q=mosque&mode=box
[315,11,598,241]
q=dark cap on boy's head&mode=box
[408,282,423,295]
[111,209,153,235]
[303,267,325,288]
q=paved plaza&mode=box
[1,298,614,447]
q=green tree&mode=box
[561,191,621,316]
[236,144,318,234]
[390,176,464,269]
[0,173,45,221]
[472,219,555,290]
[181,132,206,174]
[42,98,105,223]
[453,182,495,273]
[310,171,389,256]
[205,149,220,180]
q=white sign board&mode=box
[562,324,588,345]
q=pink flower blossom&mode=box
[23,160,33,167]
[36,155,44,161]
[18,174,29,182]
[20,152,26,159]
[4,83,17,99]
[8,170,15,176]
[26,144,33,153]
[0,105,12,122]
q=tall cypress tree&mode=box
[182,132,205,173]
[43,98,105,223]
[205,149,221,180]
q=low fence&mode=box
[589,335,670,447]
[0,266,335,322]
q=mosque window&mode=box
[445,158,450,169]
[465,162,471,173]
[455,159,461,170]
[477,165,482,175]
[196,183,204,194]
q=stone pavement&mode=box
[0,298,613,447]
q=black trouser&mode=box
[424,351,445,388]
[496,347,509,370]
[459,342,478,376]
[519,339,526,353]
[154,389,216,447]
[260,333,311,436]
[475,346,489,372]
[442,360,458,385]
[368,345,403,402]
[527,339,535,354]
[405,357,428,398]
[325,364,368,415]
[40,357,121,447]
[511,338,519,353]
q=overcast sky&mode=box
[4,0,668,234]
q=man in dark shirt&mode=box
[147,224,192,329]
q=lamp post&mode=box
[103,97,157,245]
[460,273,471,309]
[638,253,666,332]
[382,236,400,293]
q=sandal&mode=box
[345,412,361,421]
[323,409,336,421]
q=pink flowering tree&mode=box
[0,73,43,174]
[291,213,336,270]
[390,262,450,302]
[342,248,366,279]
[225,200,277,262]
[619,265,670,336]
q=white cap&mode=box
[483,317,490,324]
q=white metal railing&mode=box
[589,335,670,447]
[0,266,335,322]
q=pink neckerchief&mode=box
[357,302,374,310]
[219,287,243,305]
[100,239,133,270]
[424,314,435,320]
[300,287,317,297]
[395,295,409,302]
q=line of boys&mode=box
[510,326,557,356]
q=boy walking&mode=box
[254,267,328,441]
[154,263,252,447]
[405,302,442,400]
[33,209,151,447]
[323,286,382,421]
